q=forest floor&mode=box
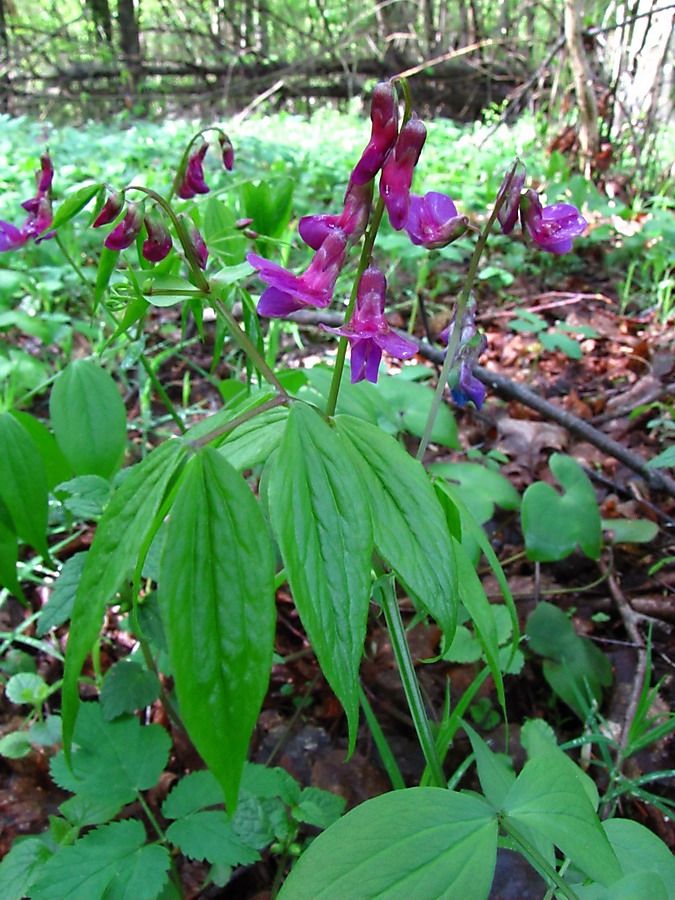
[1,248,674,899]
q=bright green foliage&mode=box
[61,439,185,756]
[0,837,52,900]
[278,788,499,900]
[600,819,675,897]
[99,659,162,720]
[430,461,521,524]
[240,178,294,249]
[5,672,51,706]
[0,412,49,559]
[165,812,259,868]
[268,404,373,751]
[36,552,87,636]
[30,820,170,900]
[49,359,127,480]
[293,786,346,829]
[9,411,70,490]
[50,703,171,806]
[336,414,458,640]
[159,447,276,809]
[521,453,602,561]
[526,602,613,718]
[54,475,111,521]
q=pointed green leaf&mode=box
[49,183,103,231]
[603,818,675,887]
[10,411,71,490]
[0,501,23,599]
[166,811,259,867]
[0,412,49,558]
[278,788,498,900]
[36,552,87,636]
[503,753,621,885]
[62,440,184,757]
[31,820,169,900]
[94,245,120,307]
[522,453,601,561]
[268,405,373,750]
[50,359,127,480]
[162,770,223,820]
[159,447,275,809]
[335,415,457,640]
[464,723,515,809]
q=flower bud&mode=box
[219,134,235,171]
[177,143,209,199]
[93,191,125,228]
[380,117,427,230]
[142,211,172,262]
[496,160,526,235]
[104,202,143,250]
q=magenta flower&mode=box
[142,212,173,263]
[185,220,209,270]
[1,152,55,252]
[299,180,373,250]
[380,117,427,230]
[219,135,235,171]
[350,82,399,186]
[322,266,418,383]
[177,144,209,199]
[104,202,143,250]
[440,301,487,409]
[404,192,469,249]
[520,189,587,254]
[0,221,29,252]
[249,230,347,317]
[496,160,526,235]
[93,191,125,228]
[37,152,54,194]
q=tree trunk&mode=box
[117,0,143,100]
[564,0,599,176]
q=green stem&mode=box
[375,574,445,788]
[415,164,519,462]
[136,791,184,898]
[138,635,185,732]
[499,816,581,900]
[189,393,289,449]
[324,198,386,416]
[359,684,406,791]
[211,295,289,395]
[137,352,187,434]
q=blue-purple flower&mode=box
[519,189,587,254]
[249,230,347,317]
[440,302,487,409]
[380,117,427,230]
[404,192,468,249]
[322,266,418,383]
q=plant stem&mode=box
[359,684,406,790]
[211,295,289,396]
[137,352,187,434]
[499,816,581,900]
[189,393,289,449]
[415,165,518,462]
[375,574,445,787]
[136,791,184,898]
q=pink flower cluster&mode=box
[0,153,55,252]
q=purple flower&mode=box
[142,212,173,263]
[404,192,469,249]
[452,360,487,409]
[93,191,125,228]
[37,152,54,195]
[23,195,54,243]
[496,160,526,235]
[219,134,234,171]
[249,229,347,317]
[299,180,373,250]
[104,202,143,250]
[350,82,399,186]
[519,189,587,254]
[177,144,209,199]
[185,220,209,270]
[380,117,427,230]
[322,266,418,383]
[0,220,29,252]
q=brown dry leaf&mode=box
[496,418,568,472]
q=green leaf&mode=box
[278,788,498,900]
[50,359,127,480]
[374,375,460,448]
[61,440,185,759]
[464,723,515,809]
[142,274,205,308]
[430,462,520,524]
[0,412,49,558]
[49,183,103,231]
[521,453,601,561]
[268,405,373,751]
[162,770,223,819]
[293,786,346,829]
[94,246,120,308]
[240,762,300,805]
[300,365,379,424]
[603,818,675,889]
[526,603,612,718]
[100,660,162,720]
[0,837,52,900]
[503,753,621,886]
[30,820,170,900]
[539,331,582,359]
[51,704,170,805]
[647,445,675,469]
[10,411,71,490]
[335,415,457,640]
[218,405,289,470]
[0,501,23,600]
[602,518,658,544]
[166,811,259,867]
[55,474,112,520]
[60,794,125,828]
[6,672,50,705]
[576,872,670,900]
[0,731,32,759]
[241,177,294,241]
[37,552,87,636]
[159,447,275,809]
[202,198,246,265]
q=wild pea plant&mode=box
[1,80,673,900]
